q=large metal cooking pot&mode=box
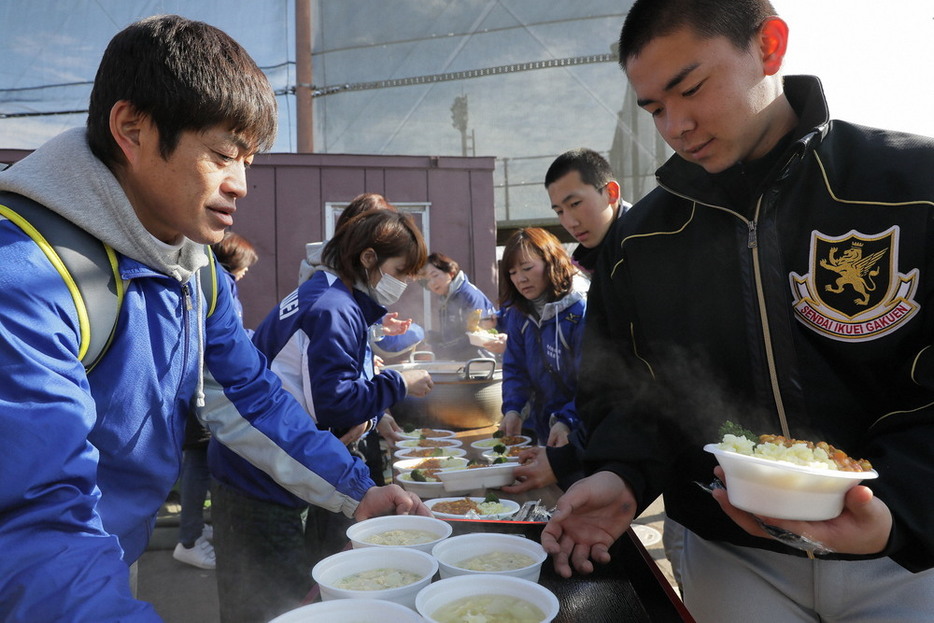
[386,355,503,430]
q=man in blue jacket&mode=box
[0,15,426,621]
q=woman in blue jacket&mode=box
[498,228,586,447]
[210,209,432,623]
[423,251,497,360]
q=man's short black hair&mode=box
[87,14,278,167]
[544,148,615,191]
[618,0,777,70]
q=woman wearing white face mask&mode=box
[210,208,433,621]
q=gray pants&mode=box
[128,561,138,598]
[678,528,934,622]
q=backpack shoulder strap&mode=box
[203,248,218,318]
[0,191,123,371]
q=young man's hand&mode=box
[711,466,892,555]
[541,471,637,577]
[547,422,570,447]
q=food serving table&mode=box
[304,426,696,622]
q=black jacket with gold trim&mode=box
[579,75,934,571]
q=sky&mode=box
[1,0,933,151]
[778,0,934,138]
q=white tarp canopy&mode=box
[0,0,667,220]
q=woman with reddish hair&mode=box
[498,228,586,448]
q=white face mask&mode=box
[371,269,408,306]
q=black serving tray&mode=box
[443,519,695,623]
[304,517,694,622]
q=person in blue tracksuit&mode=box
[423,251,497,360]
[0,16,426,622]
[210,209,433,622]
[296,192,415,478]
[497,228,586,447]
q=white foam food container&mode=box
[393,456,470,474]
[469,435,531,451]
[397,438,463,449]
[398,428,457,439]
[704,443,878,521]
[396,470,463,499]
[466,331,501,347]
[425,497,520,521]
[393,447,467,461]
[437,463,517,493]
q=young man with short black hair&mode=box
[543,1,934,620]
[545,147,629,274]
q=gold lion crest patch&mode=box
[789,226,919,341]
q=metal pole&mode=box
[502,157,510,221]
[295,0,314,152]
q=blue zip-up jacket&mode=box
[434,270,495,360]
[500,291,587,442]
[209,270,408,508]
[0,129,373,621]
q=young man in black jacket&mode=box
[542,1,934,620]
[505,148,629,493]
[546,147,629,274]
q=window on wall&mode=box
[324,201,434,336]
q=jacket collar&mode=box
[326,269,389,325]
[439,270,467,306]
[538,290,585,323]
[572,200,631,274]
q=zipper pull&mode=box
[747,221,758,248]
[182,283,193,311]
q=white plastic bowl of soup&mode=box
[311,547,438,609]
[346,514,452,553]
[431,533,547,582]
[416,574,559,623]
[267,598,424,623]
